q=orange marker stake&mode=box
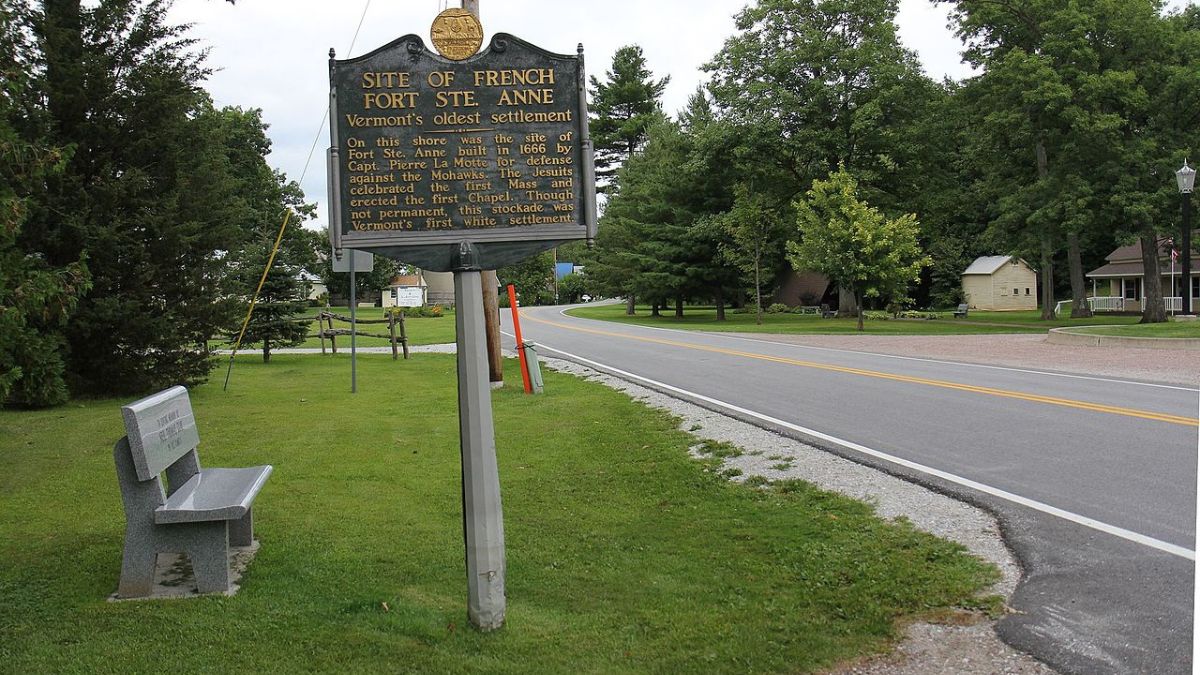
[507,284,533,394]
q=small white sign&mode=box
[393,287,424,307]
[332,249,374,273]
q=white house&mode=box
[1085,237,1198,312]
[961,256,1038,311]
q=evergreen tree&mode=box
[588,45,669,192]
[589,112,738,318]
[0,0,90,407]
[21,0,250,394]
[229,230,311,363]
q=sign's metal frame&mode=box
[327,33,597,272]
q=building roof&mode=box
[389,274,426,287]
[1088,235,1199,277]
[963,256,1022,275]
[1085,262,1150,278]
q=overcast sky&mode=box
[160,0,1185,230]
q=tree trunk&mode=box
[1034,139,1057,321]
[263,338,271,363]
[1039,236,1055,320]
[716,288,726,322]
[674,297,683,318]
[855,289,865,332]
[650,302,660,317]
[1139,234,1167,323]
[754,255,763,326]
[1066,231,1092,318]
[625,295,635,315]
[482,270,503,386]
[838,284,856,315]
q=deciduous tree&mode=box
[787,167,929,331]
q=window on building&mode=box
[1025,288,1031,295]
[1192,276,1199,299]
[1014,288,1019,295]
[1124,278,1141,300]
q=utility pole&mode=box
[464,0,504,387]
[457,0,505,631]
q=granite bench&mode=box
[113,386,272,598]
[953,303,969,318]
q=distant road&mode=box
[503,303,1199,675]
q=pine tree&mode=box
[588,45,669,192]
[0,0,90,407]
[229,231,311,363]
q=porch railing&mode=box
[1051,296,1189,316]
[1088,296,1126,312]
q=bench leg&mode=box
[188,522,232,594]
[229,509,254,547]
[117,537,158,598]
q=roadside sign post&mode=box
[326,10,596,631]
[333,250,375,393]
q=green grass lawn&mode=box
[1073,321,1200,338]
[0,355,997,673]
[566,303,1140,335]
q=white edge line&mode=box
[518,332,1196,562]
[553,306,1199,393]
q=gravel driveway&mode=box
[724,332,1200,387]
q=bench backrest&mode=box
[957,304,968,311]
[120,386,200,482]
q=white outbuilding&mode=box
[961,256,1038,311]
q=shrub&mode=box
[387,304,444,318]
[766,303,790,314]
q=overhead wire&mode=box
[223,0,375,391]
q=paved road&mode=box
[503,304,1200,675]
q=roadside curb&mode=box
[1047,326,1200,350]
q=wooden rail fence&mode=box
[298,310,409,360]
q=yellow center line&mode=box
[528,315,1199,428]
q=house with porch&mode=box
[1084,237,1198,312]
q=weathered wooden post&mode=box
[326,7,596,630]
[400,313,410,360]
[327,313,337,354]
[388,311,398,361]
[319,313,327,355]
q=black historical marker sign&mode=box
[328,34,597,272]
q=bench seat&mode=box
[155,466,273,525]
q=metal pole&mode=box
[349,251,357,394]
[454,266,506,630]
[1183,191,1192,315]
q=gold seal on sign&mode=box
[430,8,483,61]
